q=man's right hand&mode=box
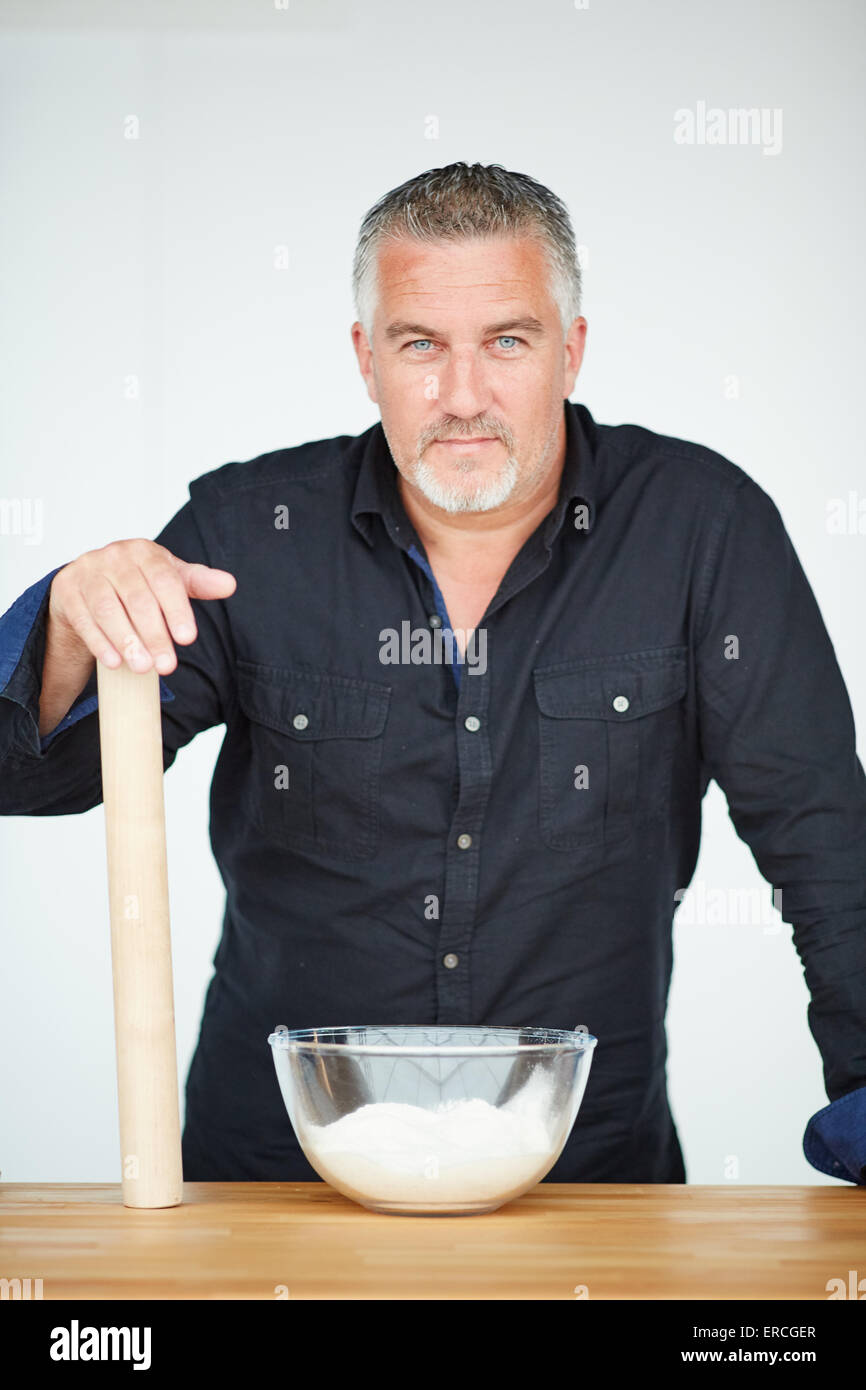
[37,539,237,738]
[49,538,237,674]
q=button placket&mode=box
[437,628,493,1019]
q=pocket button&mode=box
[612,694,630,713]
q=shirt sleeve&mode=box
[803,1085,866,1184]
[694,473,866,1183]
[0,493,237,816]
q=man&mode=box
[1,161,864,1185]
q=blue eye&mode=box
[406,335,523,353]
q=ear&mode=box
[351,322,379,405]
[562,317,588,398]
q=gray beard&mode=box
[411,451,521,513]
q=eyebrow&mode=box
[383,315,547,342]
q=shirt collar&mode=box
[350,397,597,549]
[540,397,597,547]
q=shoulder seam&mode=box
[188,436,358,500]
[599,423,751,489]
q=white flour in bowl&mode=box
[298,1065,559,1207]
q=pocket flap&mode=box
[534,646,687,720]
[236,660,390,739]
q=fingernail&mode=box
[127,646,150,669]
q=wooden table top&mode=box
[1,1182,864,1300]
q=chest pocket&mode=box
[236,660,391,861]
[533,646,688,857]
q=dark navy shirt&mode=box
[1,399,864,1185]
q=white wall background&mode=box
[1,0,863,1186]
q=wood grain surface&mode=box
[1,1183,864,1300]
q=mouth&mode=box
[434,437,499,448]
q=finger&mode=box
[53,585,123,668]
[171,557,237,601]
[139,557,200,645]
[110,565,181,673]
[80,573,159,672]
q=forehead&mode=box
[374,234,554,317]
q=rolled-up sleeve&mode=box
[694,474,866,1180]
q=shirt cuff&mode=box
[1,565,175,757]
[37,673,177,753]
[803,1085,866,1184]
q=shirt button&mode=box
[464,715,481,732]
[612,695,629,713]
[443,953,459,969]
[428,614,443,628]
[292,713,309,730]
[457,833,472,849]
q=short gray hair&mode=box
[352,161,582,341]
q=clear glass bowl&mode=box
[267,1024,597,1215]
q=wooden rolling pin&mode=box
[96,660,183,1208]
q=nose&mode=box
[434,348,494,420]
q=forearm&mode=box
[37,611,96,737]
[793,906,866,1102]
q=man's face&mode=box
[352,235,586,516]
